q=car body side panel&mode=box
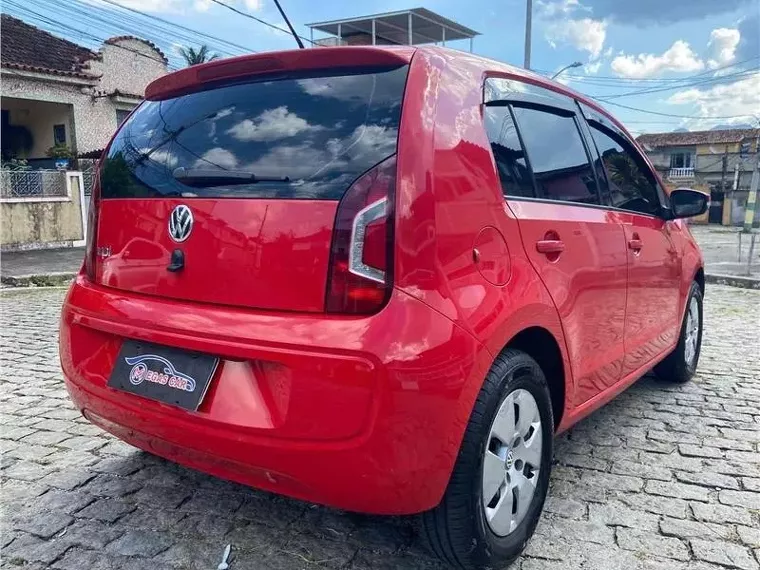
[395,51,576,425]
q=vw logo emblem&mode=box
[168,205,193,243]
[505,450,515,470]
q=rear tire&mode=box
[420,349,554,570]
[655,281,703,384]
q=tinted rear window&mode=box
[100,66,408,200]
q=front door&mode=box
[619,215,681,376]
[581,112,682,378]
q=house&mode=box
[1,14,168,170]
[637,128,760,225]
[0,14,169,251]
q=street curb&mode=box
[705,273,760,290]
[1,273,76,288]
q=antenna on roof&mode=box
[272,0,305,49]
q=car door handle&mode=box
[628,238,643,251]
[536,240,565,254]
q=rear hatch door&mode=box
[95,53,409,312]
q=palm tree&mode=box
[178,45,220,66]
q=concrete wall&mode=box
[3,98,74,158]
[1,173,86,251]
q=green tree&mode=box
[178,45,220,66]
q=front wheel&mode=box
[420,349,554,569]
[655,281,703,383]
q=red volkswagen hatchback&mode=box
[60,46,708,569]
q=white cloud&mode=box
[536,0,589,18]
[226,107,320,142]
[243,0,262,9]
[545,19,607,59]
[611,40,704,78]
[194,148,238,169]
[585,60,602,74]
[707,28,740,69]
[667,74,760,129]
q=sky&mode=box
[4,0,759,135]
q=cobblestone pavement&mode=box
[1,285,759,570]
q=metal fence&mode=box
[81,162,96,197]
[0,169,68,199]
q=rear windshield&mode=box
[100,66,408,200]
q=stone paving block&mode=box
[690,538,759,570]
[659,517,733,541]
[105,529,173,557]
[719,490,760,510]
[675,470,740,490]
[11,511,73,539]
[738,526,760,548]
[75,497,135,523]
[644,480,712,502]
[3,532,72,565]
[616,527,690,561]
[691,501,754,525]
[588,501,660,531]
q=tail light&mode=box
[83,166,101,281]
[326,155,396,314]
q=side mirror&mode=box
[669,188,709,219]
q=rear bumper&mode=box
[60,276,489,514]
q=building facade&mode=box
[637,129,760,226]
[1,15,168,166]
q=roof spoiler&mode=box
[145,46,415,101]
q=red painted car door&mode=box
[583,116,682,377]
[484,97,628,406]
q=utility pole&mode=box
[719,147,728,225]
[524,0,532,69]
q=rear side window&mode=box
[587,122,660,215]
[483,106,535,198]
[100,66,408,200]
[510,106,599,205]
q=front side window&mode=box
[483,105,535,198]
[511,106,599,205]
[588,123,661,215]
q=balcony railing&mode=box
[669,167,695,179]
[0,169,68,199]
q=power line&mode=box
[592,98,759,121]
[208,0,315,45]
[84,0,257,56]
[597,69,759,100]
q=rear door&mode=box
[580,105,681,375]
[94,63,409,312]
[484,79,628,405]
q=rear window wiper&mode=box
[172,167,290,187]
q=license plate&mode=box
[107,340,219,411]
